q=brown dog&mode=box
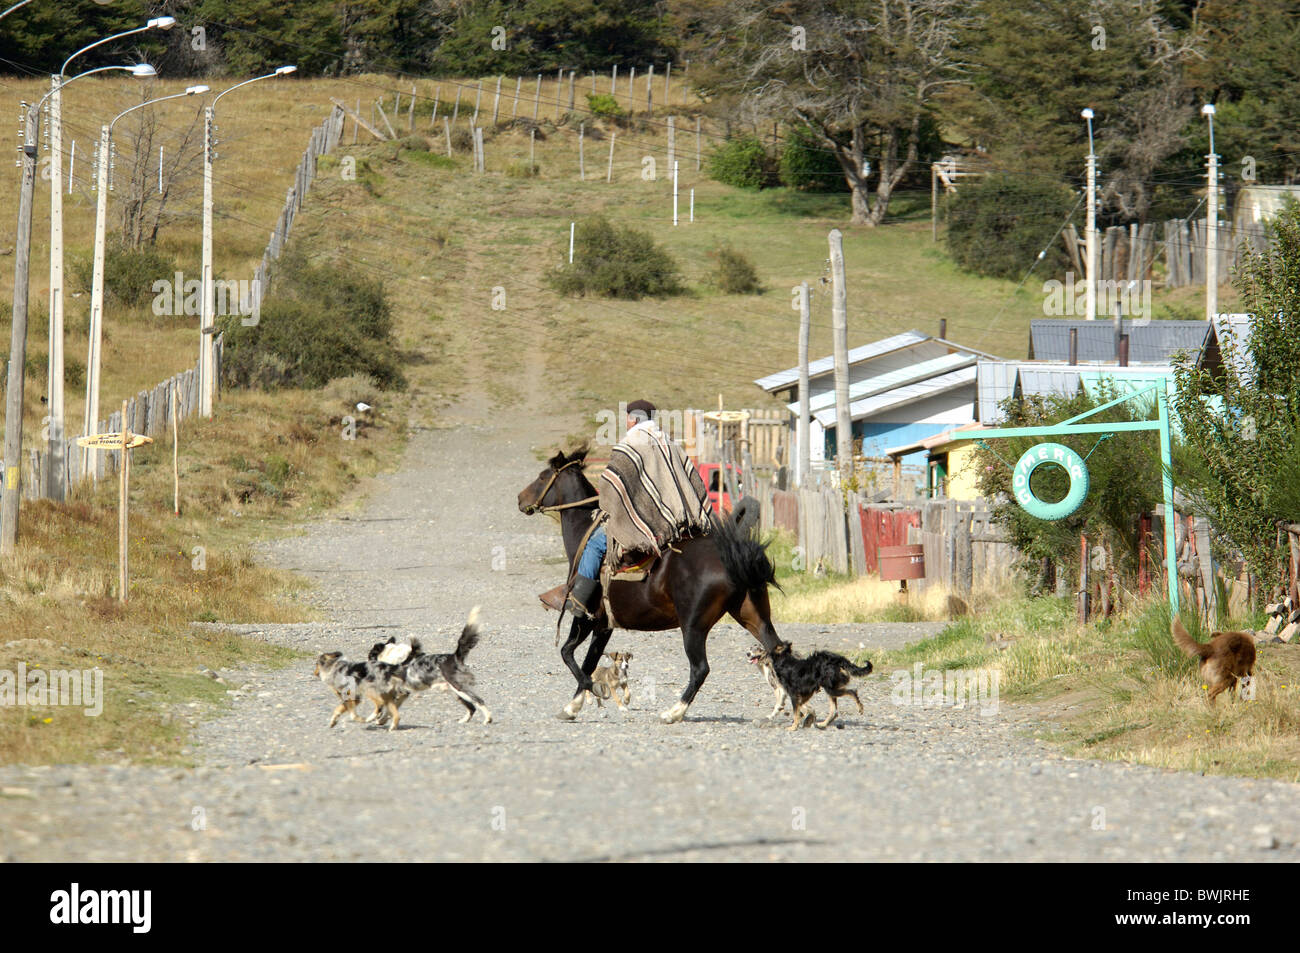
[586,651,633,711]
[1171,616,1256,703]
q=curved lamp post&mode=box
[0,63,155,552]
[199,65,296,418]
[82,84,209,476]
[44,17,175,499]
[0,0,35,22]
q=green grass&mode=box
[868,595,1300,780]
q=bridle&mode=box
[523,458,599,515]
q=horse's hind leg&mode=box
[661,625,710,724]
[729,590,781,652]
[558,618,595,720]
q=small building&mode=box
[884,423,988,499]
[751,329,1001,481]
[1233,185,1300,230]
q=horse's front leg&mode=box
[661,624,710,724]
[557,617,595,720]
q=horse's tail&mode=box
[710,511,781,598]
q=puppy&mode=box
[1171,615,1256,703]
[587,651,633,710]
[747,644,793,721]
[313,651,407,730]
[759,641,873,730]
[372,607,492,724]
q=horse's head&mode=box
[517,446,593,515]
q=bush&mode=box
[506,160,540,178]
[946,172,1073,280]
[586,93,626,122]
[707,136,773,189]
[710,244,762,294]
[219,252,405,392]
[71,242,174,307]
[779,126,846,192]
[548,216,684,300]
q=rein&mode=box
[526,458,599,514]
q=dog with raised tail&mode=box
[371,607,493,725]
[755,641,873,730]
[1171,615,1256,703]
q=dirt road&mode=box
[1,403,1296,862]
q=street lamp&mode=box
[0,62,155,553]
[1202,103,1219,323]
[198,65,296,418]
[1082,108,1097,322]
[82,84,209,476]
[0,0,35,22]
[46,16,176,500]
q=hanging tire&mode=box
[1012,443,1089,521]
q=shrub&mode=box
[71,242,174,307]
[506,160,540,178]
[779,125,846,192]
[218,252,405,392]
[710,244,762,294]
[707,136,773,189]
[946,172,1073,280]
[548,216,684,300]
[586,93,626,122]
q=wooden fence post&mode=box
[607,131,615,182]
[578,122,585,180]
[492,76,502,124]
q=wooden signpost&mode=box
[77,400,153,603]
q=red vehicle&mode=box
[696,462,742,515]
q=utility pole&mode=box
[2,106,38,553]
[47,75,66,500]
[83,121,111,473]
[829,229,852,473]
[1082,108,1097,322]
[796,281,811,487]
[200,104,216,417]
[1203,103,1218,322]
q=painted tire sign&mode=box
[1012,442,1089,521]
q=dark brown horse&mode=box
[518,447,783,723]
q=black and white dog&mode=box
[753,641,872,730]
[368,607,493,725]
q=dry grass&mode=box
[775,574,955,623]
[872,594,1300,781]
[0,387,405,765]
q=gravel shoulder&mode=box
[1,409,1296,862]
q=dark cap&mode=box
[626,399,656,420]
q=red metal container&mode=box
[878,544,925,581]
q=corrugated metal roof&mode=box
[977,361,1019,422]
[1029,319,1211,363]
[753,330,927,393]
[1017,367,1082,398]
[803,352,976,413]
[810,366,977,427]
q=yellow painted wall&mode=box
[937,440,984,500]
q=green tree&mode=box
[947,0,1203,223]
[973,385,1165,593]
[947,173,1074,279]
[1171,199,1300,585]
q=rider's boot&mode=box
[538,584,568,612]
[567,575,602,620]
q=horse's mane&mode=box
[547,444,590,470]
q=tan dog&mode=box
[1171,616,1256,703]
[586,651,633,710]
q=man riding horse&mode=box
[541,399,711,619]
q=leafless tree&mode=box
[691,0,976,225]
[114,90,205,249]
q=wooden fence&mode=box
[2,343,218,500]
[253,104,346,309]
[1063,220,1273,289]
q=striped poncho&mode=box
[598,420,711,564]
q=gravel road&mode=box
[1,404,1297,862]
